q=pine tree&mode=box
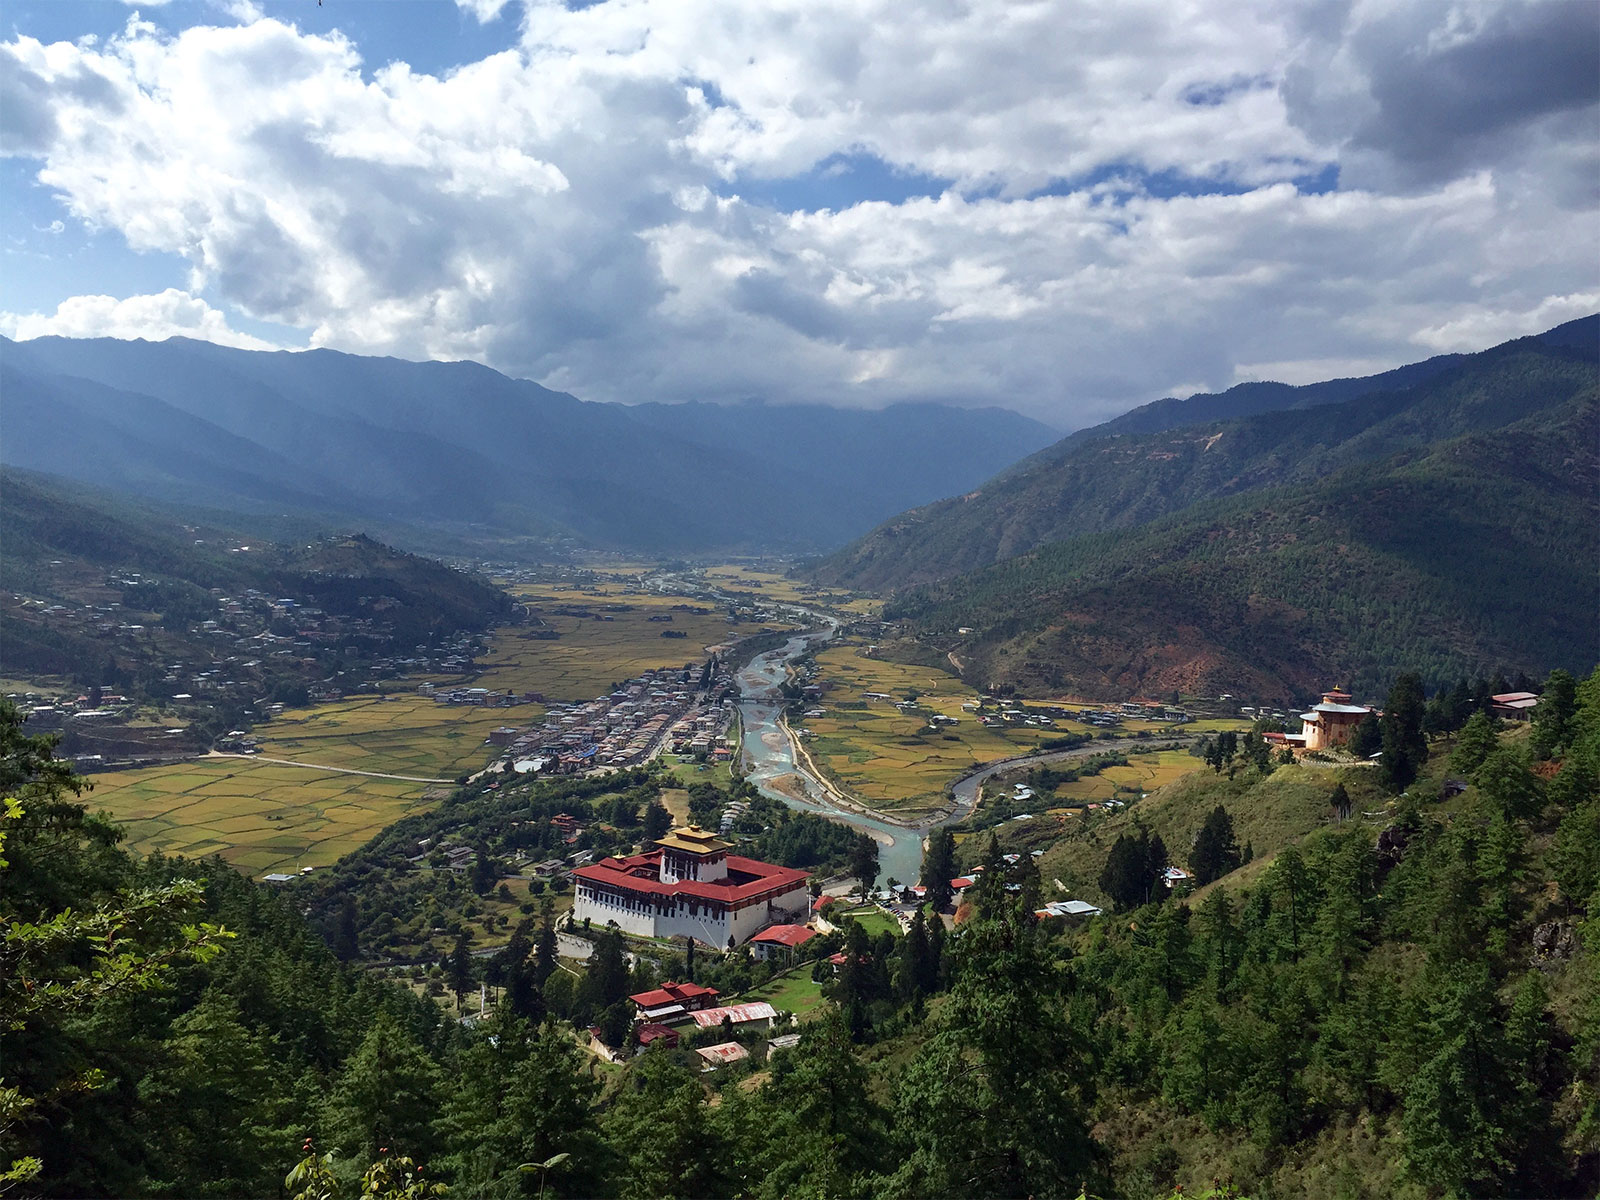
[1450,711,1498,776]
[1329,781,1352,821]
[882,898,1098,1198]
[1531,669,1578,759]
[602,1051,728,1200]
[1348,711,1383,758]
[1188,805,1241,886]
[1476,748,1544,821]
[642,802,672,841]
[1381,672,1429,791]
[921,828,956,911]
[447,933,473,1009]
[321,1011,444,1164]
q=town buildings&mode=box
[572,825,810,947]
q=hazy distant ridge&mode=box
[0,336,1057,555]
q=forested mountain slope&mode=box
[885,393,1599,701]
[1,469,512,694]
[0,335,1055,554]
[814,318,1598,590]
[7,666,1599,1199]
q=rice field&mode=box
[800,645,1088,818]
[259,693,530,779]
[699,565,879,616]
[79,757,434,876]
[490,583,793,701]
[82,577,784,875]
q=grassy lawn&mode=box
[833,903,903,938]
[740,969,831,1020]
[1016,761,1385,907]
[1016,748,1202,808]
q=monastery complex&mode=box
[572,825,811,948]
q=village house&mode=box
[1491,691,1540,721]
[628,980,721,1023]
[690,1002,779,1033]
[572,826,809,947]
[747,923,817,963]
[695,1042,749,1071]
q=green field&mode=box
[800,645,1084,818]
[739,969,831,1020]
[831,903,904,937]
[79,757,435,875]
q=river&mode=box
[732,621,1190,888]
[734,625,933,887]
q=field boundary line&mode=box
[206,752,452,784]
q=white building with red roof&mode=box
[748,923,817,962]
[572,825,810,948]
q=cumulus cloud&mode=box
[0,1,1593,425]
[457,0,513,23]
[0,289,281,350]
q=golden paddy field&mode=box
[84,577,784,876]
[78,757,433,876]
[492,583,795,702]
[699,564,880,616]
[800,645,1098,820]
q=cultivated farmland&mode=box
[494,583,795,701]
[799,644,1085,820]
[79,757,434,876]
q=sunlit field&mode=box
[80,757,437,876]
[494,582,796,701]
[800,644,1085,819]
[699,564,880,616]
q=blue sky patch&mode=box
[728,151,953,213]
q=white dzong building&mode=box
[572,826,809,948]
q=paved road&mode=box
[207,751,452,784]
[947,736,1194,813]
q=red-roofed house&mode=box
[1492,692,1539,722]
[748,923,818,963]
[690,1002,779,1030]
[627,980,720,1022]
[573,825,810,947]
[636,1023,680,1050]
[695,1041,750,1071]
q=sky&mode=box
[1,0,1596,428]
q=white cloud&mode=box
[456,0,513,23]
[0,1,1593,425]
[0,289,281,350]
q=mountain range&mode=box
[0,335,1056,556]
[816,317,1599,700]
